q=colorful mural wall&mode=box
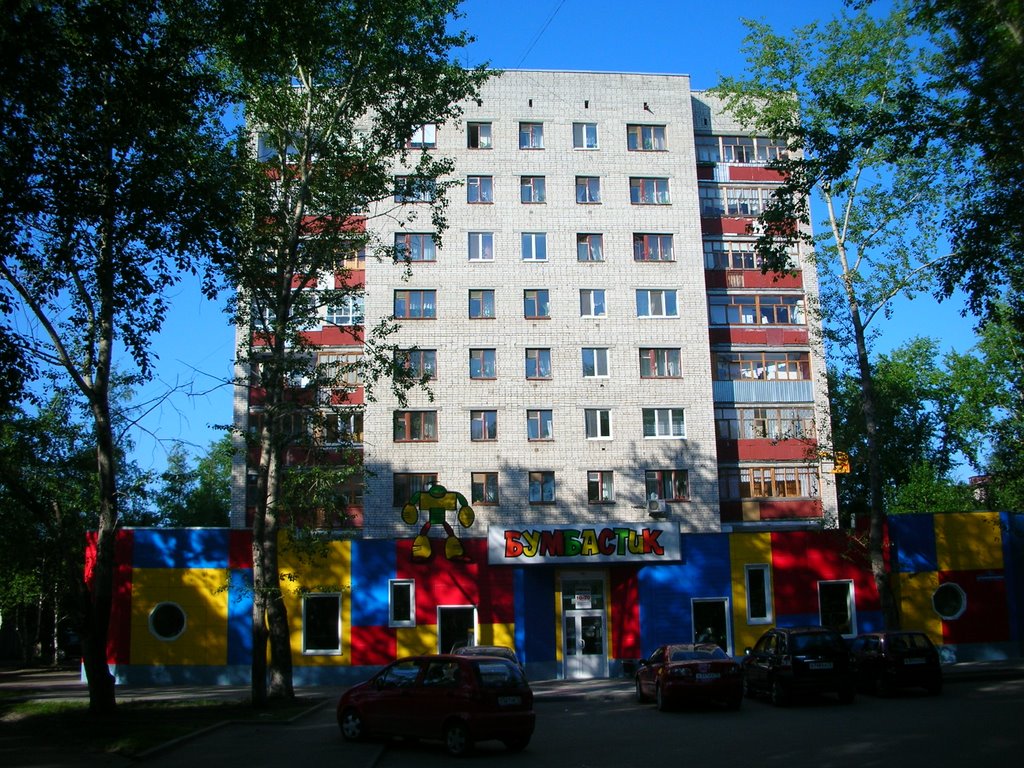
[91,512,1024,685]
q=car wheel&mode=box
[445,721,471,757]
[770,679,789,707]
[339,708,364,741]
[742,676,754,699]
[635,678,648,703]
[656,683,670,712]
[504,737,530,753]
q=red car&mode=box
[635,643,743,711]
[336,654,535,756]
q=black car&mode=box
[742,626,856,706]
[849,631,943,696]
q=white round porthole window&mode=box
[932,582,967,620]
[149,602,187,641]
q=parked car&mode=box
[742,626,856,706]
[452,644,525,675]
[336,654,535,756]
[635,643,743,711]
[849,631,943,696]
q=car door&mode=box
[638,646,667,699]
[409,659,466,739]
[366,658,424,736]
[745,633,777,692]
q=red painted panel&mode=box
[610,567,640,660]
[771,532,876,615]
[939,570,1009,644]
[701,218,755,236]
[708,327,811,346]
[729,167,784,183]
[350,625,397,665]
[309,326,364,346]
[85,530,135,663]
[717,439,818,462]
[396,539,505,623]
[336,270,365,289]
[696,165,714,180]
[759,500,823,520]
[229,530,253,569]
[741,271,804,289]
[719,501,743,523]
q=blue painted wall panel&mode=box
[891,515,938,573]
[132,529,230,568]
[227,569,253,664]
[350,540,395,626]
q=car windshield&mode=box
[890,633,932,651]
[475,660,527,689]
[669,646,727,662]
[792,633,844,654]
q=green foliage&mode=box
[154,436,232,526]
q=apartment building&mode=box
[226,71,840,678]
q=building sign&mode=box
[488,523,682,565]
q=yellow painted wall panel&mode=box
[897,572,943,642]
[728,533,774,653]
[278,538,352,667]
[130,568,229,665]
[477,623,514,647]
[396,625,438,656]
[935,513,1003,571]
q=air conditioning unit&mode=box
[648,499,669,518]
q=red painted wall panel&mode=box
[610,567,640,660]
[350,625,397,665]
[940,570,1009,644]
[771,532,877,616]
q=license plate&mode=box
[498,696,521,706]
[903,658,925,665]
[696,673,720,681]
[808,661,833,670]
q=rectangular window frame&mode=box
[467,175,493,204]
[627,124,667,152]
[714,351,812,381]
[579,289,607,318]
[577,233,604,262]
[470,409,498,441]
[325,295,365,326]
[527,409,554,441]
[573,122,599,149]
[519,122,544,149]
[471,471,500,505]
[633,233,674,262]
[636,289,678,318]
[407,124,437,149]
[520,176,546,204]
[528,470,555,504]
[521,232,548,262]
[389,580,416,628]
[302,593,342,655]
[393,410,438,442]
[639,348,682,379]
[584,408,612,440]
[393,472,437,507]
[642,407,686,439]
[396,348,436,382]
[629,177,671,205]
[582,347,609,378]
[393,289,436,320]
[469,348,497,380]
[745,564,773,625]
[524,289,550,319]
[468,231,494,262]
[394,175,436,203]
[645,469,690,502]
[467,121,492,149]
[575,176,601,204]
[469,289,496,319]
[525,348,552,380]
[587,470,614,504]
[394,233,437,263]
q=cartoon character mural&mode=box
[401,484,475,562]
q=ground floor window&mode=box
[303,593,342,654]
[745,564,773,624]
[389,580,416,628]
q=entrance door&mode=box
[561,572,608,679]
[564,610,608,679]
[692,598,731,653]
[437,606,476,653]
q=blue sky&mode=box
[131,0,977,476]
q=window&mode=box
[699,186,726,216]
[395,176,435,202]
[302,593,341,654]
[709,294,805,325]
[636,289,678,317]
[394,233,436,263]
[627,124,667,151]
[645,469,689,501]
[520,176,546,203]
[323,410,363,445]
[718,465,820,500]
[585,408,612,439]
[575,176,601,204]
[695,136,721,163]
[521,233,547,262]
[396,348,436,381]
[630,177,670,204]
[525,348,552,379]
[394,410,437,442]
[318,350,362,390]
[714,351,812,381]
[573,122,599,149]
[393,472,437,507]
[407,124,437,148]
[148,602,186,640]
[577,233,604,262]
[325,295,364,326]
[643,408,685,438]
[394,289,436,319]
[389,580,416,628]
[470,410,498,441]
[519,122,543,149]
[588,470,614,503]
[582,347,609,378]
[529,471,555,503]
[932,583,967,620]
[579,289,606,317]
[527,409,553,441]
[633,234,674,262]
[745,564,773,624]
[467,175,493,203]
[469,289,495,319]
[467,121,492,149]
[639,348,681,378]
[704,240,760,270]
[472,472,499,505]
[714,406,815,440]
[756,138,788,162]
[721,135,755,163]
[469,348,497,379]
[468,231,494,261]
[524,289,550,319]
